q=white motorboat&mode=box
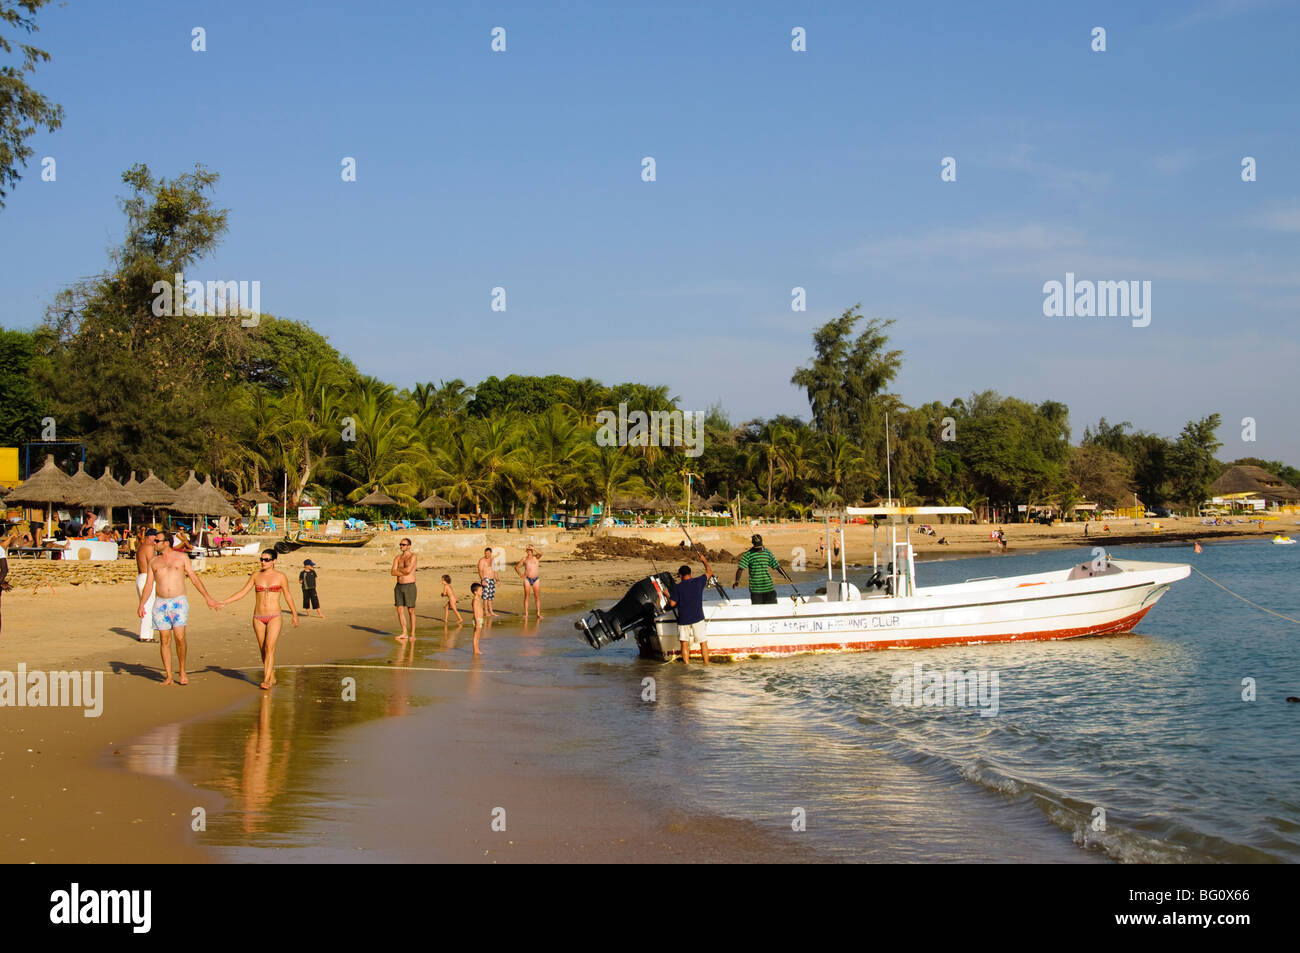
[576,506,1191,661]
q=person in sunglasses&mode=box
[216,549,300,690]
[392,538,418,640]
[137,533,221,686]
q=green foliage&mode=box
[0,325,45,445]
[0,0,63,209]
[1168,414,1223,504]
[790,304,901,447]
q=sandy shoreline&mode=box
[0,518,1284,863]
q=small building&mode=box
[1207,466,1300,513]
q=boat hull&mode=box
[639,559,1190,662]
[294,531,375,548]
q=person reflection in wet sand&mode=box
[239,692,284,834]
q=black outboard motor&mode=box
[575,572,675,649]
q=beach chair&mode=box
[401,519,415,531]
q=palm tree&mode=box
[558,377,610,426]
[590,445,646,521]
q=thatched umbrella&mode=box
[91,466,143,530]
[417,493,452,510]
[358,488,398,507]
[68,461,98,519]
[650,495,677,513]
[169,471,205,536]
[701,493,727,509]
[199,476,240,519]
[5,455,78,534]
[131,469,177,527]
[241,488,275,504]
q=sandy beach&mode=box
[0,517,1284,863]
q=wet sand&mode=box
[0,518,1281,862]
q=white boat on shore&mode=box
[576,506,1191,661]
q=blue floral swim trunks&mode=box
[152,595,190,630]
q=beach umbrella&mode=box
[702,493,727,509]
[5,455,78,535]
[240,488,275,504]
[89,466,143,530]
[68,461,98,519]
[168,471,206,535]
[132,469,177,527]
[198,475,240,519]
[417,493,452,510]
[358,488,398,507]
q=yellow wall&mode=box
[0,448,18,488]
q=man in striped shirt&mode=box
[734,534,781,605]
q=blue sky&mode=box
[4,0,1298,460]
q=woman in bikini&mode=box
[217,549,299,689]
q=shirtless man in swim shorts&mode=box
[138,534,218,685]
[515,544,542,619]
[476,546,498,618]
[392,538,418,640]
[135,528,161,642]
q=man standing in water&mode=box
[515,544,543,619]
[135,528,161,642]
[734,534,781,605]
[138,534,219,685]
[392,538,418,640]
[477,546,498,618]
[667,554,712,664]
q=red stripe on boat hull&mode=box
[663,606,1155,662]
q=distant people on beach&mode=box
[137,533,219,686]
[216,549,299,690]
[516,545,542,619]
[0,536,9,636]
[477,546,498,618]
[392,538,418,640]
[299,559,323,618]
[136,528,162,642]
[735,534,780,605]
[470,582,484,655]
[441,574,463,624]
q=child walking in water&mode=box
[441,574,463,624]
[470,582,484,655]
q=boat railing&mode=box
[963,575,1000,583]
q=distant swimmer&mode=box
[137,533,219,686]
[217,549,300,690]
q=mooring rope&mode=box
[1191,565,1300,626]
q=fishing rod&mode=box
[680,523,730,603]
[773,560,807,604]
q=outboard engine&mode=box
[575,572,675,649]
